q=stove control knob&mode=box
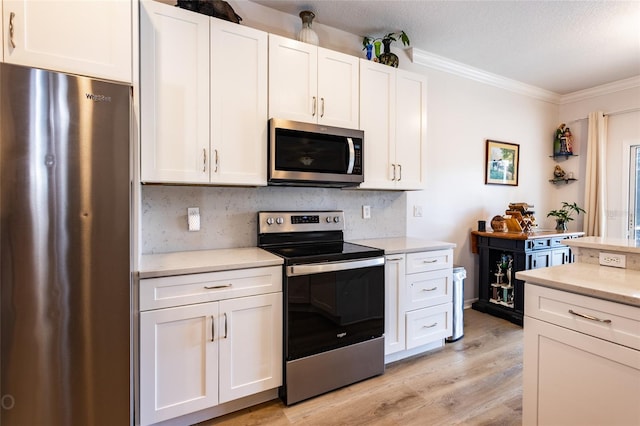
[266,217,275,225]
[276,217,284,225]
[333,216,340,223]
[325,216,332,223]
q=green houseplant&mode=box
[362,31,410,66]
[547,201,586,231]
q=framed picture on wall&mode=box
[485,140,519,186]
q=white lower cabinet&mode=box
[139,267,282,426]
[523,284,640,426]
[384,249,453,362]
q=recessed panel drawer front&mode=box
[406,304,452,349]
[140,266,283,311]
[525,284,640,350]
[406,269,452,311]
[406,249,453,274]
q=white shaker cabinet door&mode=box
[211,19,267,186]
[384,254,406,355]
[140,1,210,183]
[395,70,427,190]
[317,47,359,129]
[218,293,283,403]
[3,0,132,82]
[140,302,219,426]
[359,59,396,189]
[268,34,317,124]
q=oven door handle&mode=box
[287,256,385,277]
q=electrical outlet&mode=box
[413,205,423,217]
[362,205,371,219]
[599,252,626,268]
[187,207,200,231]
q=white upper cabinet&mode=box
[140,0,267,185]
[359,59,426,190]
[140,1,210,183]
[269,34,359,129]
[3,0,132,82]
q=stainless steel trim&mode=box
[346,137,355,174]
[568,309,612,324]
[287,256,385,277]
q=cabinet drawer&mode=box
[140,266,282,311]
[406,303,452,349]
[406,269,452,311]
[406,249,453,274]
[525,284,640,350]
[526,238,552,251]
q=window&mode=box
[630,145,640,242]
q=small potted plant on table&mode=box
[547,201,586,231]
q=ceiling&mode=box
[250,0,640,95]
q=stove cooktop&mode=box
[263,241,383,264]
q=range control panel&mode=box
[258,211,344,234]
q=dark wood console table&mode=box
[470,230,584,325]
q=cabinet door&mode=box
[384,255,406,355]
[528,250,551,269]
[140,1,210,183]
[268,34,317,124]
[140,302,219,426]
[3,0,131,82]
[395,70,427,190]
[218,293,283,403]
[359,59,396,189]
[550,247,570,265]
[317,47,359,129]
[211,20,267,185]
[523,316,640,426]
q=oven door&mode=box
[285,257,385,361]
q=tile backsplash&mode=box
[141,185,406,254]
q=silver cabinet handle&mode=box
[210,315,215,342]
[387,257,403,261]
[422,287,437,292]
[223,313,228,338]
[312,96,317,116]
[9,12,16,49]
[422,259,438,264]
[423,322,438,328]
[202,149,207,173]
[203,283,232,290]
[392,164,397,181]
[320,97,325,117]
[214,149,219,173]
[398,164,402,181]
[568,309,612,324]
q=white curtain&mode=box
[583,112,607,236]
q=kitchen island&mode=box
[516,237,640,426]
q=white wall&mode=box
[142,0,637,304]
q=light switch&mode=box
[187,207,200,231]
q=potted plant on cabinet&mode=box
[362,31,410,67]
[547,201,586,231]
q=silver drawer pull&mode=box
[422,287,437,292]
[204,283,233,290]
[422,259,438,264]
[568,309,612,324]
[423,322,438,328]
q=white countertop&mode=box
[139,247,284,279]
[352,237,456,255]
[516,263,640,307]
[564,236,640,254]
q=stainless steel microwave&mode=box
[268,118,364,187]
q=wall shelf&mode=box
[549,178,577,184]
[550,153,578,160]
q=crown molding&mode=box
[559,75,640,104]
[410,47,561,104]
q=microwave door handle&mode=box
[346,137,355,174]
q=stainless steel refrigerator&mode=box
[0,63,131,425]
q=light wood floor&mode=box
[200,309,523,426]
